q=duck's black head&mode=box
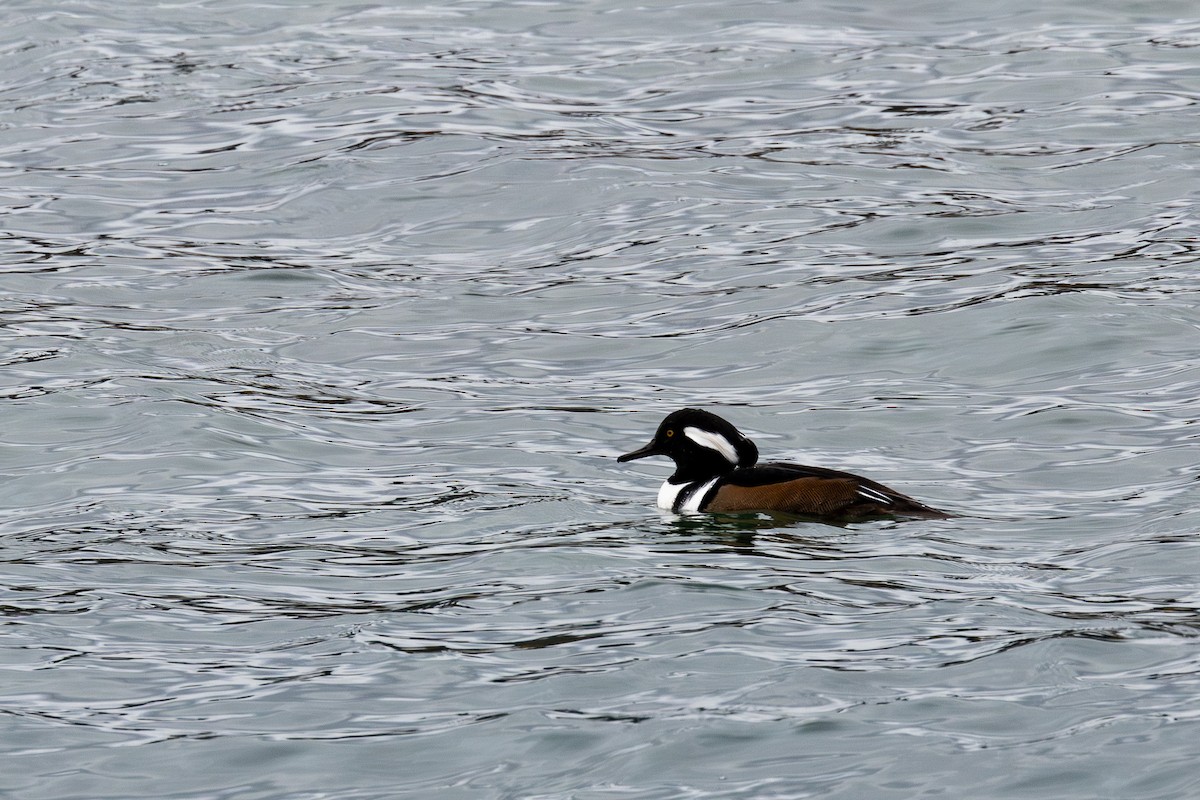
[617,408,759,481]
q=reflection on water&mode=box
[2,0,1199,798]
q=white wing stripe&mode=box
[857,485,892,504]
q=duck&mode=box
[617,408,949,520]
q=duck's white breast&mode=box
[657,477,720,513]
[656,479,686,510]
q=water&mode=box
[2,0,1199,797]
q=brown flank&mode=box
[704,477,948,519]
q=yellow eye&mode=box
[665,429,674,437]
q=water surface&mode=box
[2,1,1199,798]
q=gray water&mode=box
[2,0,1199,798]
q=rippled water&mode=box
[3,0,1199,798]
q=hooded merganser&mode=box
[617,408,949,520]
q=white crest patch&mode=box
[683,426,740,465]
